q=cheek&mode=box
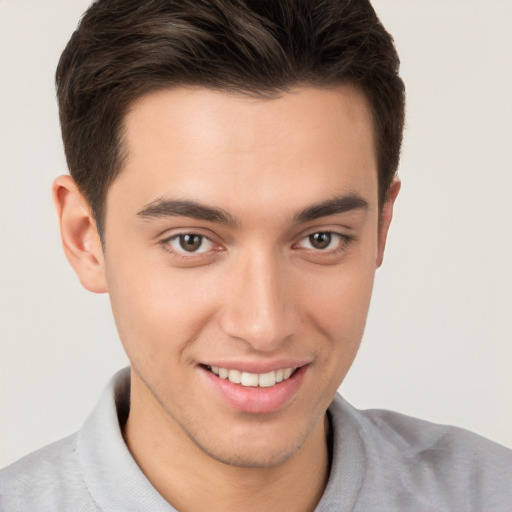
[105,253,219,366]
[304,265,375,392]
[304,257,375,333]
[301,250,376,383]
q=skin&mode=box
[53,85,399,512]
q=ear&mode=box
[376,178,401,268]
[52,175,108,293]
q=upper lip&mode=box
[200,359,310,374]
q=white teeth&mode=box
[241,372,259,387]
[228,369,241,384]
[258,371,276,387]
[208,366,296,387]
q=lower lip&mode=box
[200,365,307,414]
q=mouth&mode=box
[199,361,308,413]
[203,365,297,388]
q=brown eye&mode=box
[308,232,332,250]
[180,234,202,252]
[167,234,214,253]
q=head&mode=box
[54,0,404,469]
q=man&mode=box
[0,1,510,511]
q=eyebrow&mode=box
[136,199,238,227]
[136,193,368,227]
[293,194,369,224]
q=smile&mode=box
[207,365,296,387]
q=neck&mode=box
[123,371,330,512]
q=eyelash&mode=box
[161,230,354,259]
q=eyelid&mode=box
[294,223,354,241]
[159,225,222,244]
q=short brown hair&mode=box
[56,0,405,237]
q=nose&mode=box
[218,250,299,351]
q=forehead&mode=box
[109,85,378,220]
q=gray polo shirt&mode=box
[1,368,511,511]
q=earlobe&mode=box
[376,178,401,268]
[52,175,108,293]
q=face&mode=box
[101,85,390,467]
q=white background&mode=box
[1,0,511,467]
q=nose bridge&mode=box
[219,248,297,350]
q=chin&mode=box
[179,410,320,469]
[190,434,303,469]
